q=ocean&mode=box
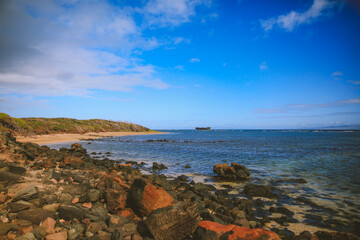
[49,130,360,233]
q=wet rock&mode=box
[271,228,295,239]
[59,205,84,221]
[127,178,173,216]
[140,201,200,240]
[17,209,56,225]
[194,220,281,240]
[152,162,168,170]
[269,206,294,216]
[273,178,307,184]
[7,200,33,212]
[46,231,68,240]
[192,182,216,192]
[297,231,360,240]
[213,162,250,181]
[13,185,38,201]
[243,183,278,198]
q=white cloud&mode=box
[255,98,360,114]
[172,37,191,45]
[0,0,212,97]
[174,65,185,71]
[260,0,341,32]
[259,61,268,70]
[348,80,360,85]
[332,71,343,76]
[141,0,211,27]
[190,58,200,63]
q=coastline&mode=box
[16,131,166,144]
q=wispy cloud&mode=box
[259,61,268,71]
[174,65,185,71]
[262,111,360,119]
[190,58,200,63]
[255,98,360,114]
[260,0,341,32]
[141,0,211,27]
[332,71,343,76]
[0,0,210,98]
[348,80,360,85]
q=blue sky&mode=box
[0,0,359,129]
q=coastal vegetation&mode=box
[0,113,150,136]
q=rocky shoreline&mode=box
[0,132,359,240]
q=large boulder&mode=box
[194,221,281,240]
[141,201,201,240]
[127,178,174,216]
[213,163,250,181]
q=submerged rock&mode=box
[213,163,250,180]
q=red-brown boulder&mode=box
[127,179,174,216]
[195,221,280,240]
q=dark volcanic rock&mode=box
[17,209,56,224]
[243,183,278,198]
[141,201,201,240]
[59,205,84,221]
[152,162,168,170]
[269,206,294,216]
[213,162,250,180]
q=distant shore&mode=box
[16,131,165,144]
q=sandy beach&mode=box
[16,131,165,144]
